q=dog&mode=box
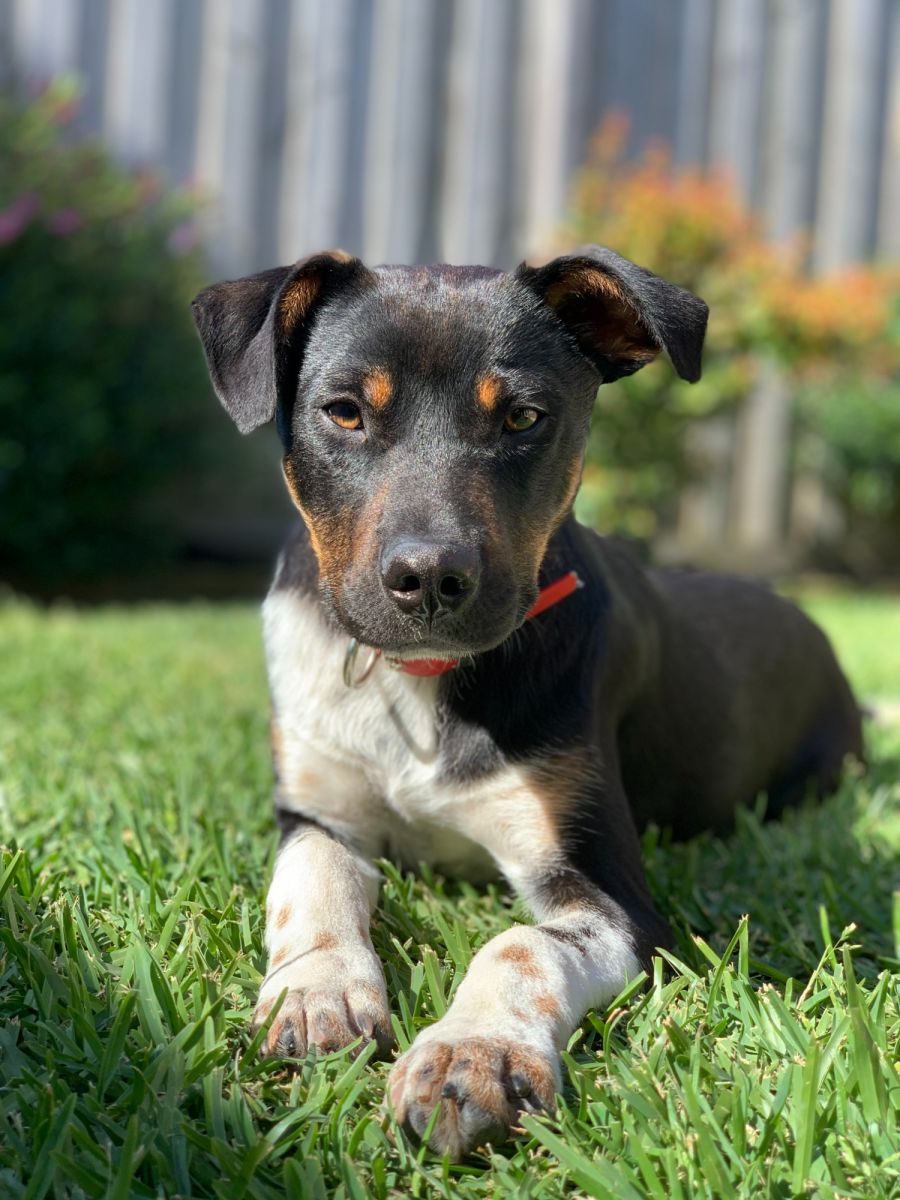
[191,246,863,1159]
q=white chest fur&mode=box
[262,587,499,879]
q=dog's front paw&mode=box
[388,1032,558,1159]
[254,960,393,1056]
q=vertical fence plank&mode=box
[0,1,12,89]
[730,0,825,556]
[517,0,580,256]
[164,0,204,185]
[274,0,317,263]
[195,0,268,274]
[74,0,109,136]
[674,0,715,166]
[814,0,890,269]
[35,0,81,77]
[11,0,80,83]
[876,0,900,258]
[103,0,176,165]
[759,0,825,243]
[278,0,362,263]
[440,0,519,264]
[364,0,447,263]
[707,0,767,201]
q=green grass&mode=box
[0,591,897,1199]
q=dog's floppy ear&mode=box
[191,250,374,434]
[515,245,708,383]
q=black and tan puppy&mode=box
[192,247,862,1159]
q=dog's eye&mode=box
[325,401,363,431]
[503,406,542,433]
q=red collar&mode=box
[388,570,582,677]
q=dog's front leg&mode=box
[388,886,642,1156]
[253,821,392,1058]
[388,763,670,1158]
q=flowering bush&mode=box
[0,80,211,583]
[562,117,900,551]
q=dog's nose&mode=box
[380,540,479,617]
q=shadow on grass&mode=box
[644,762,899,983]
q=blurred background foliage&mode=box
[1,90,898,592]
[565,118,900,561]
[0,81,215,586]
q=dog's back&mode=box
[613,551,863,836]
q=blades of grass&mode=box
[0,849,25,903]
[22,1092,76,1200]
[842,946,890,1124]
[108,1114,142,1200]
[790,1039,821,1196]
[673,1077,736,1200]
[624,1125,667,1200]
[421,948,449,1019]
[520,1115,644,1199]
[97,989,138,1099]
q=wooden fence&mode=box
[2,0,898,563]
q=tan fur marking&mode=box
[534,993,562,1021]
[545,265,659,366]
[271,947,289,967]
[545,265,625,307]
[475,374,503,411]
[505,1043,557,1103]
[274,904,293,930]
[497,944,543,977]
[271,720,285,780]
[364,368,392,410]
[278,251,354,329]
[525,749,598,875]
[283,458,354,585]
[279,276,320,328]
[283,457,384,596]
[312,932,338,952]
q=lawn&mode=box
[0,590,897,1199]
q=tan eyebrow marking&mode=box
[363,368,392,410]
[475,374,503,411]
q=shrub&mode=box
[562,118,900,550]
[0,80,211,584]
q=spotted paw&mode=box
[388,1034,558,1159]
[253,980,393,1059]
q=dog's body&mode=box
[193,248,862,1157]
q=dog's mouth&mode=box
[332,605,527,664]
[349,626,515,662]
[382,645,469,663]
[325,565,537,664]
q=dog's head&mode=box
[192,247,707,657]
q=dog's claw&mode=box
[507,1072,532,1099]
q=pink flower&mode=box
[0,193,38,245]
[47,208,83,236]
[167,221,200,256]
